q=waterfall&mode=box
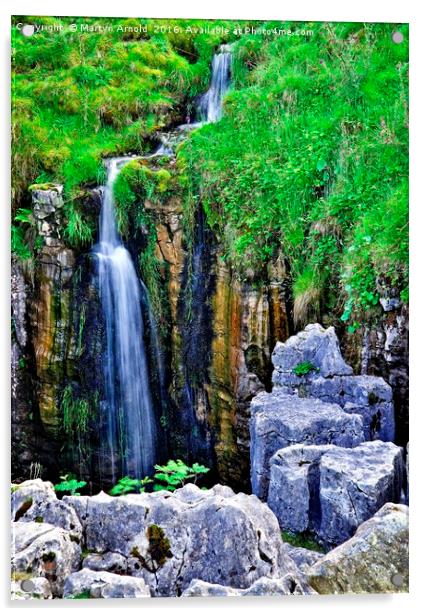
[198,44,232,123]
[94,157,158,482]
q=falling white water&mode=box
[94,157,157,482]
[198,44,232,123]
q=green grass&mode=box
[281,530,324,553]
[12,19,408,327]
[178,22,408,326]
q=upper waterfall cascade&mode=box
[198,44,232,123]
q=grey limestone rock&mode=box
[272,323,353,379]
[250,391,364,499]
[271,324,395,442]
[318,440,404,546]
[11,521,81,597]
[82,551,128,575]
[182,575,315,596]
[267,441,404,547]
[307,503,409,593]
[63,568,151,599]
[65,483,307,597]
[11,479,82,541]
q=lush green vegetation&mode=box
[110,459,210,495]
[293,361,319,377]
[11,16,244,247]
[179,22,408,327]
[12,19,408,328]
[54,475,87,496]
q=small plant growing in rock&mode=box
[109,476,152,496]
[292,361,319,377]
[131,524,172,576]
[153,459,209,492]
[54,474,87,496]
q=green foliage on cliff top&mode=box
[179,22,409,324]
[11,16,245,247]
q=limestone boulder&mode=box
[250,391,364,499]
[11,479,82,541]
[267,441,404,547]
[318,441,404,546]
[65,483,307,597]
[307,503,409,593]
[272,323,353,379]
[11,521,81,596]
[182,575,315,596]
[268,444,337,532]
[63,568,150,599]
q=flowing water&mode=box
[94,157,158,482]
[93,46,233,481]
[198,44,232,122]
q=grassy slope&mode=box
[12,19,408,327]
[179,22,408,327]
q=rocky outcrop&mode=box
[63,569,151,599]
[11,259,40,478]
[250,391,364,499]
[272,324,395,442]
[182,575,314,596]
[307,503,409,593]
[272,323,353,378]
[63,483,307,596]
[11,521,81,597]
[11,576,53,600]
[267,441,404,546]
[31,185,64,247]
[12,479,82,541]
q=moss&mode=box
[131,524,172,573]
[281,531,324,553]
[41,551,56,563]
[14,498,33,522]
[35,516,44,523]
[70,591,92,599]
[28,182,60,192]
[12,570,34,582]
[293,361,319,377]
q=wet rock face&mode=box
[64,483,306,597]
[147,195,290,489]
[250,391,364,499]
[268,441,404,547]
[307,503,409,593]
[11,260,38,477]
[31,185,64,247]
[272,324,396,443]
[367,308,409,445]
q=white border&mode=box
[2,1,425,614]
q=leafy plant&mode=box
[54,474,87,496]
[153,459,209,492]
[109,476,152,496]
[292,361,319,377]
